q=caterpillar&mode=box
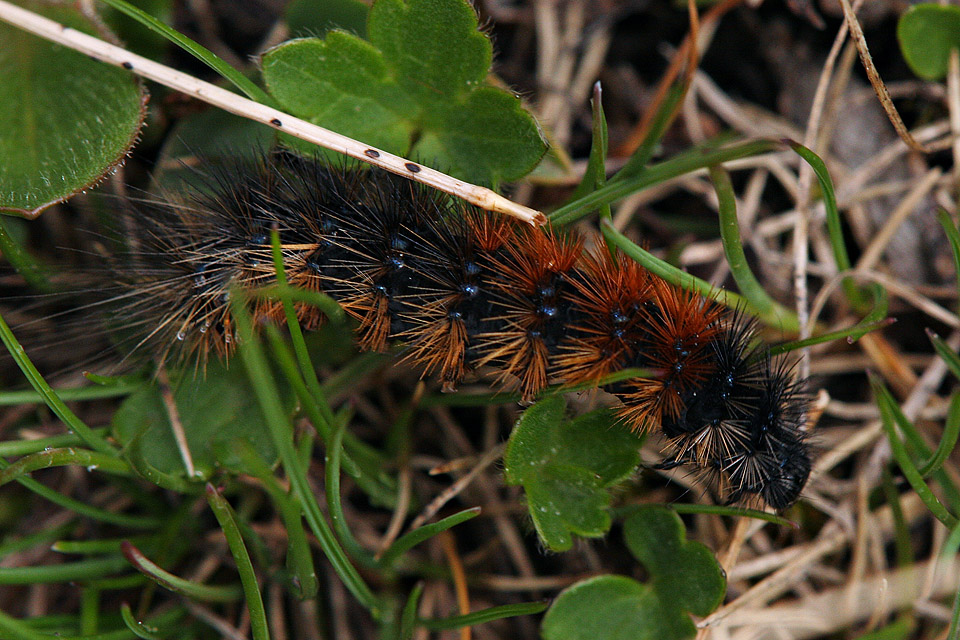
[90,151,810,510]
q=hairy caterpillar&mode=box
[91,152,810,509]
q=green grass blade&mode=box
[401,582,425,640]
[0,458,158,529]
[0,448,130,487]
[769,319,892,356]
[613,81,686,181]
[710,164,785,323]
[325,408,377,566]
[266,231,391,492]
[121,540,242,602]
[0,555,130,584]
[205,485,270,640]
[0,610,58,640]
[937,208,960,316]
[0,311,116,455]
[871,375,958,528]
[0,381,140,406]
[880,467,913,568]
[418,601,548,631]
[232,439,319,599]
[570,82,610,213]
[928,329,960,382]
[918,390,960,479]
[601,220,799,332]
[787,141,865,307]
[549,138,781,226]
[378,508,481,568]
[0,430,109,456]
[230,292,381,614]
[667,503,794,526]
[120,603,165,640]
[0,217,53,292]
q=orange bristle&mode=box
[555,250,653,385]
[616,279,723,431]
[474,227,582,399]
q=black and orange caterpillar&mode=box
[104,152,810,508]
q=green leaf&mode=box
[415,87,547,185]
[503,396,642,551]
[0,1,146,217]
[898,4,960,81]
[542,575,692,640]
[112,360,287,478]
[542,506,726,640]
[366,0,489,103]
[261,0,546,184]
[623,506,726,617]
[262,33,416,158]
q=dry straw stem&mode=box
[0,0,546,226]
[837,0,935,155]
[722,554,960,640]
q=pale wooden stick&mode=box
[0,0,546,226]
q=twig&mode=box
[156,364,196,478]
[0,0,546,226]
[838,0,932,154]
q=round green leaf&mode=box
[0,1,146,217]
[541,575,694,640]
[623,506,727,617]
[541,508,727,640]
[112,361,287,478]
[897,4,960,81]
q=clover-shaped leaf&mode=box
[261,0,546,184]
[504,396,642,552]
[541,506,726,640]
[623,506,727,617]
[898,4,960,81]
[112,360,289,478]
[0,1,146,218]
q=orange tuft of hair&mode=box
[475,227,582,400]
[616,279,723,431]
[554,249,653,385]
